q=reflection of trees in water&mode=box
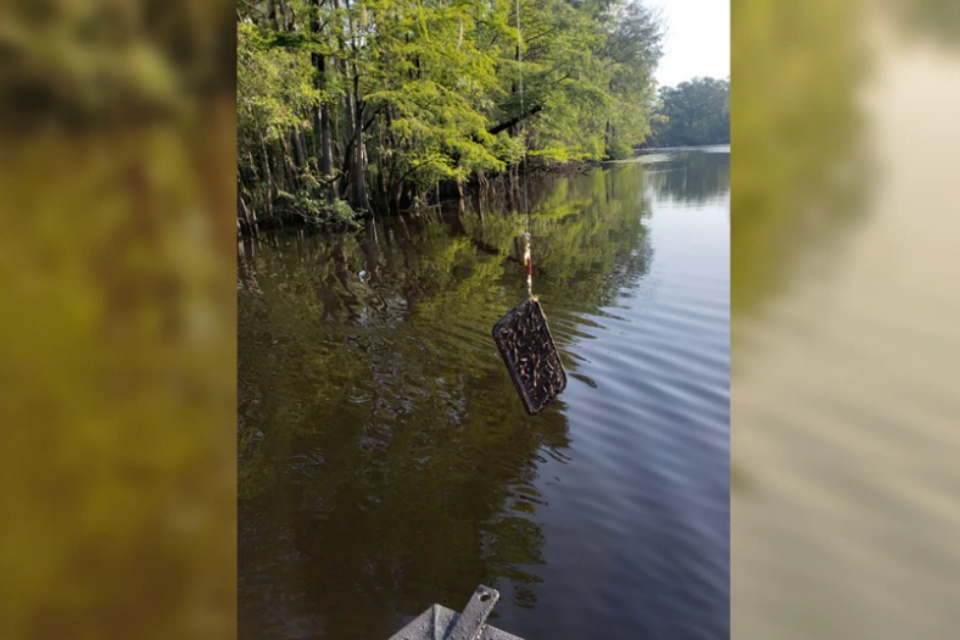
[641,152,730,205]
[458,167,656,314]
[237,164,654,638]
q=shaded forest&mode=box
[237,0,664,229]
[646,76,730,148]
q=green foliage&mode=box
[237,0,665,221]
[237,22,316,144]
[649,76,730,147]
[326,198,360,225]
[279,192,361,228]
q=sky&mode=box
[649,0,730,88]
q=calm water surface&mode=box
[238,149,730,640]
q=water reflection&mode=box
[238,164,670,638]
[641,150,731,205]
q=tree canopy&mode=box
[237,0,665,227]
[647,76,729,147]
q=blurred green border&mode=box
[0,3,237,639]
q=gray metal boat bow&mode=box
[388,586,524,640]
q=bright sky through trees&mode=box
[650,0,730,87]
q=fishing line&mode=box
[490,0,567,416]
[516,0,533,298]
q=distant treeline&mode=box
[645,76,729,148]
[238,0,665,229]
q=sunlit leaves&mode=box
[238,22,317,142]
[238,0,665,212]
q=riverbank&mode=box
[237,158,602,236]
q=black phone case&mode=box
[492,297,567,415]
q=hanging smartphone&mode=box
[492,297,567,415]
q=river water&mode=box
[238,148,730,640]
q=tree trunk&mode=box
[345,0,370,212]
[320,101,337,202]
[334,0,354,203]
[268,0,283,31]
[292,128,307,173]
[239,190,258,232]
[351,65,370,212]
[487,104,543,136]
[274,138,291,192]
[311,0,338,204]
[258,134,274,218]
